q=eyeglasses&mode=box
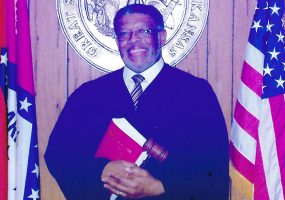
[116,28,160,41]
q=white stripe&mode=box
[16,114,32,200]
[237,81,261,120]
[7,89,17,200]
[244,42,264,75]
[231,119,257,164]
[258,99,284,200]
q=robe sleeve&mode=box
[45,83,111,200]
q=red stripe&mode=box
[0,0,8,198]
[269,95,285,198]
[241,61,263,97]
[254,138,270,200]
[0,90,8,200]
[0,0,6,47]
[7,0,16,63]
[229,142,254,183]
[234,100,259,140]
[16,0,35,95]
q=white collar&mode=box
[123,57,164,93]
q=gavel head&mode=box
[143,138,168,162]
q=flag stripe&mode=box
[234,100,259,140]
[231,119,256,164]
[257,99,284,200]
[241,61,263,97]
[237,81,261,119]
[254,140,269,200]
[269,95,285,198]
[229,142,255,182]
[0,89,8,200]
[244,42,264,75]
[0,0,8,199]
[16,0,34,95]
[7,0,16,63]
[0,0,6,47]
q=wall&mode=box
[29,0,256,199]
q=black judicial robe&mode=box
[45,64,229,200]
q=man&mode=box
[45,4,229,200]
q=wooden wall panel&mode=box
[207,0,233,131]
[30,0,67,199]
[178,29,208,79]
[28,0,257,199]
[67,46,104,95]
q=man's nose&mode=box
[129,31,140,42]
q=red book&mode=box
[95,118,148,165]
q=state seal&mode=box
[57,0,209,72]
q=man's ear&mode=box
[159,29,167,46]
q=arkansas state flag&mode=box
[0,0,41,199]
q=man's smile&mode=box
[128,48,147,56]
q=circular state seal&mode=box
[57,0,209,72]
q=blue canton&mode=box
[249,0,285,98]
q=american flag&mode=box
[230,0,285,199]
[0,0,41,199]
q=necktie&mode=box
[131,74,145,106]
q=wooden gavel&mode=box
[143,138,168,162]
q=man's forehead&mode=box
[118,13,156,28]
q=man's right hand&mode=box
[101,160,136,182]
[101,160,136,196]
[101,160,165,198]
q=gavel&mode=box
[143,138,168,162]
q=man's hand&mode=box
[101,160,135,181]
[101,160,165,199]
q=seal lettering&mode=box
[68,20,80,30]
[168,47,177,57]
[80,38,92,50]
[181,31,191,43]
[191,1,202,11]
[72,30,84,42]
[189,12,200,21]
[65,13,76,22]
[174,39,184,49]
[86,46,97,56]
[64,0,74,5]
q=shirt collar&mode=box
[123,57,164,92]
